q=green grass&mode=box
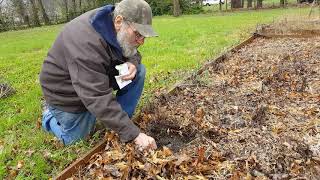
[0,7,311,179]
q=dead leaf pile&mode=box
[73,132,217,179]
[74,35,320,179]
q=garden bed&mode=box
[58,25,320,179]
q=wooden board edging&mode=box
[55,139,108,180]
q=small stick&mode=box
[308,0,317,18]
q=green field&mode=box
[0,7,311,179]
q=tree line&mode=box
[0,0,121,32]
[0,0,313,32]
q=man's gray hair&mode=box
[113,3,124,21]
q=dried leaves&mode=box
[257,19,320,37]
[76,36,320,179]
[76,132,217,179]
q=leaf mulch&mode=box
[71,36,320,179]
[256,19,320,37]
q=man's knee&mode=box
[42,107,96,145]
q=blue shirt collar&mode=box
[90,5,122,58]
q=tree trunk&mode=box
[87,0,93,9]
[226,0,228,10]
[247,0,253,7]
[23,15,30,27]
[13,0,30,27]
[241,0,245,7]
[0,3,3,31]
[37,0,50,25]
[29,0,41,26]
[231,0,242,8]
[63,0,69,21]
[79,0,82,13]
[257,0,263,8]
[219,0,222,10]
[71,0,76,18]
[280,0,285,7]
[173,0,181,17]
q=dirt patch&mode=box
[146,120,196,152]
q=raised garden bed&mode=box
[57,23,320,179]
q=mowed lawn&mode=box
[0,7,310,179]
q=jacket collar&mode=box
[90,5,122,58]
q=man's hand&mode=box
[121,62,137,81]
[134,133,157,151]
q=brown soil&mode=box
[147,120,197,152]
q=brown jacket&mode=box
[39,6,140,142]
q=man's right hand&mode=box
[134,133,157,151]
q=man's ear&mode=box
[114,15,124,32]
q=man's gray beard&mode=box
[117,24,137,58]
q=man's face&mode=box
[117,21,145,58]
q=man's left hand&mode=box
[122,62,137,81]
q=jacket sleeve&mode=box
[125,51,142,67]
[63,33,140,142]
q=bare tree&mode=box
[29,0,41,26]
[173,0,181,17]
[79,0,82,13]
[226,0,228,10]
[37,0,50,25]
[247,0,253,8]
[71,0,76,18]
[12,0,30,27]
[88,0,96,9]
[0,0,4,31]
[257,0,263,8]
[280,0,288,7]
[195,0,202,5]
[62,0,69,21]
[280,0,284,7]
[231,0,242,8]
[0,0,4,16]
